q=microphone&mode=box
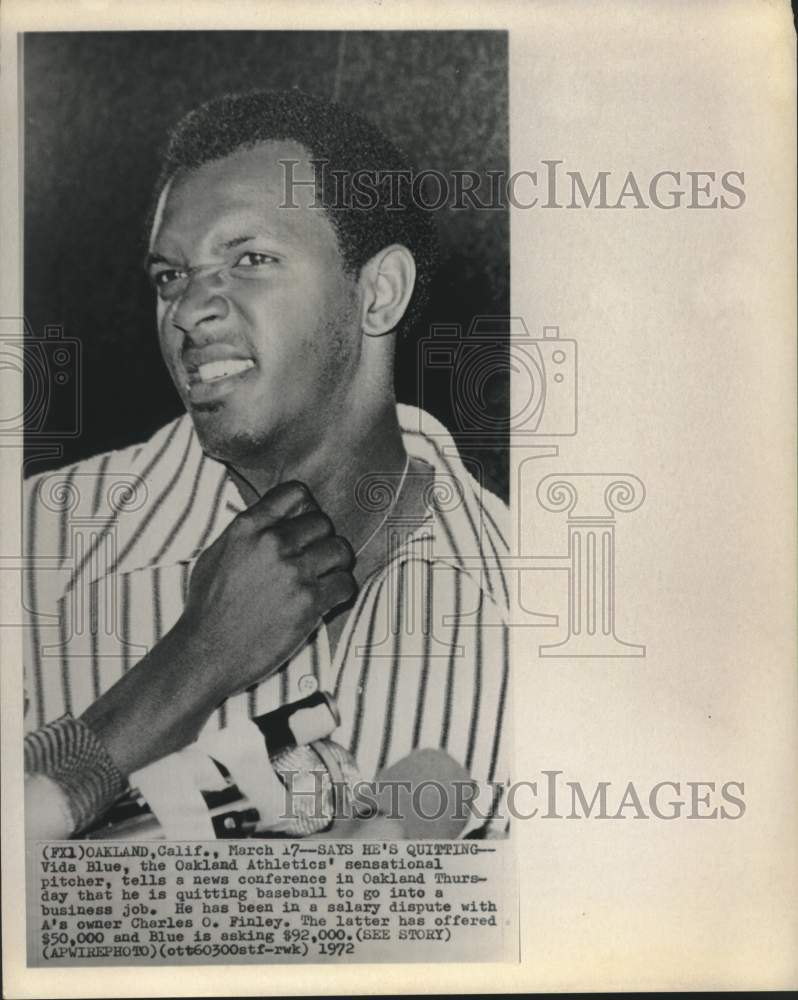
[292,747,477,840]
[369,748,475,839]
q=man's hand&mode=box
[183,480,356,698]
[81,482,355,777]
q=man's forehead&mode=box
[148,140,321,253]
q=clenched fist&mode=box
[81,481,356,776]
[184,480,356,695]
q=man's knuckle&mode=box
[287,480,312,504]
[294,579,318,615]
[334,535,355,564]
[329,572,356,606]
[259,529,281,559]
[271,522,293,552]
[315,512,333,535]
[284,557,303,584]
[233,510,257,536]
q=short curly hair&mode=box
[149,88,439,338]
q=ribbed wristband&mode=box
[24,715,126,834]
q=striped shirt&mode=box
[23,404,510,836]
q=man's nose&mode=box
[170,268,229,335]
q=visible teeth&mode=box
[197,359,254,383]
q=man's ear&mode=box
[358,244,416,337]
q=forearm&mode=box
[80,617,225,777]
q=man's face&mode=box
[148,141,361,467]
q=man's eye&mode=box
[235,251,277,267]
[151,269,186,288]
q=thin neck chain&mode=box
[354,455,411,558]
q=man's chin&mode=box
[188,405,270,466]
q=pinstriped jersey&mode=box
[23,404,510,836]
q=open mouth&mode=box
[184,357,256,405]
[195,358,255,384]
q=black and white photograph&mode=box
[18,25,514,967]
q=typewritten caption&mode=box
[29,840,513,965]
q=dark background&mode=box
[23,31,509,497]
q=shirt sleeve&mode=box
[24,715,127,834]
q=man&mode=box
[23,90,509,838]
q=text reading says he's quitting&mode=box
[34,840,508,965]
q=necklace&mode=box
[354,455,411,557]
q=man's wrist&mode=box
[166,613,232,707]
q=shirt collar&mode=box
[85,405,507,612]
